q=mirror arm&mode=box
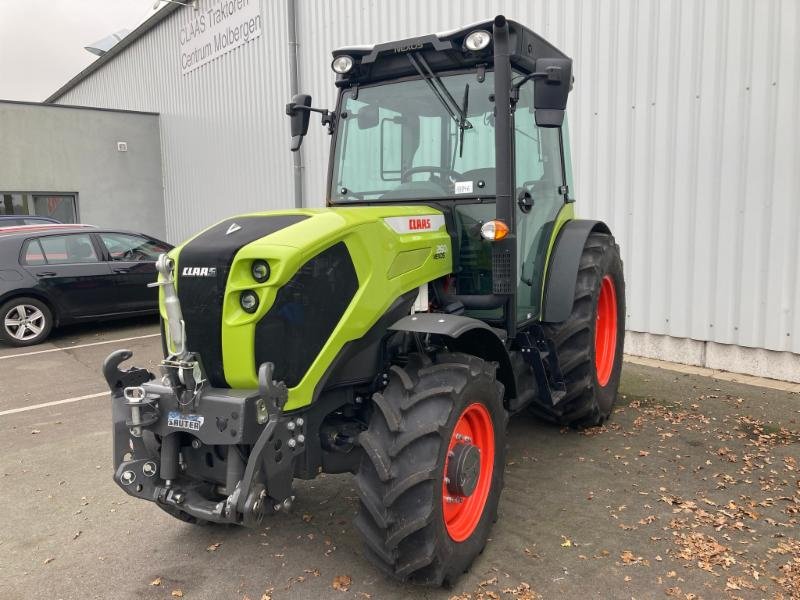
[286,104,335,134]
[511,66,564,99]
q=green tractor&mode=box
[104,15,625,585]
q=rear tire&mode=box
[0,297,53,347]
[354,352,507,585]
[529,232,625,427]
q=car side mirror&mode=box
[286,93,312,151]
[533,58,572,128]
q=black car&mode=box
[0,227,172,346]
[0,215,61,227]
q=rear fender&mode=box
[541,219,611,323]
[388,313,516,402]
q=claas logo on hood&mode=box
[181,266,217,277]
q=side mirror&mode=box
[533,58,572,128]
[357,104,379,130]
[286,93,312,151]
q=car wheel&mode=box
[0,297,54,347]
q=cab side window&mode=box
[514,80,566,322]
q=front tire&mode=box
[0,297,53,347]
[529,231,625,427]
[354,352,507,585]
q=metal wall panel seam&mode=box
[681,0,704,344]
[706,0,729,344]
[756,0,781,350]
[730,0,756,348]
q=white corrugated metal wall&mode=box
[57,0,294,238]
[54,0,800,364]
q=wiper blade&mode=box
[407,53,472,132]
[458,82,470,157]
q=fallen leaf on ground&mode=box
[43,557,54,565]
[206,542,221,552]
[171,590,184,598]
[150,577,162,586]
[332,575,351,592]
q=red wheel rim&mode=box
[595,275,618,387]
[442,403,495,542]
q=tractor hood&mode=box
[163,206,452,411]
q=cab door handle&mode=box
[36,271,56,277]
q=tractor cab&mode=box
[289,16,574,331]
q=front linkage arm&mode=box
[103,350,305,526]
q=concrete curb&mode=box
[624,354,800,394]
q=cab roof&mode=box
[331,15,570,87]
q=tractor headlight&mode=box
[251,259,270,283]
[240,290,259,313]
[464,30,491,51]
[331,55,354,74]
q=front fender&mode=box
[388,313,516,400]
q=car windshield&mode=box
[330,71,496,202]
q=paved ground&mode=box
[1,319,798,600]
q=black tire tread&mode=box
[354,352,506,585]
[528,232,625,428]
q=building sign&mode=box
[179,0,262,75]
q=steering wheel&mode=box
[122,248,147,261]
[400,166,461,184]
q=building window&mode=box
[0,193,77,223]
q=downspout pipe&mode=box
[287,0,303,208]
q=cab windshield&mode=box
[330,71,496,202]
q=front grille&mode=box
[176,214,309,387]
[254,242,359,388]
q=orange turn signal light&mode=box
[480,220,510,241]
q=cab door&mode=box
[513,81,569,323]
